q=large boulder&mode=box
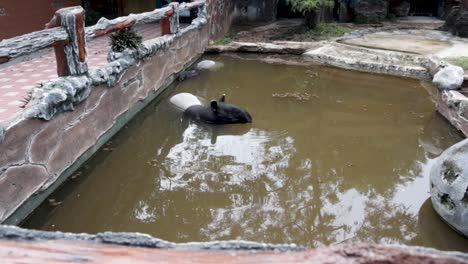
[354,0,389,23]
[433,65,464,90]
[430,138,468,237]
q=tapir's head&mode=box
[210,95,252,124]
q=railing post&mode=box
[161,2,179,35]
[197,3,207,19]
[169,2,180,34]
[46,6,88,77]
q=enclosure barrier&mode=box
[0,0,214,225]
[0,1,207,121]
[0,1,206,78]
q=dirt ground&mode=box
[227,16,446,43]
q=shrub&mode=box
[214,34,233,45]
[286,0,334,14]
[110,27,143,53]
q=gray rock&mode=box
[430,138,468,237]
[433,65,464,90]
[196,60,216,70]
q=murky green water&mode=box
[24,55,467,251]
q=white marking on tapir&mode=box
[196,60,216,70]
[170,93,202,111]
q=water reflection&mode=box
[159,123,294,192]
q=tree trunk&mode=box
[305,7,334,28]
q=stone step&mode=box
[303,43,430,79]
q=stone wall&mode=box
[207,0,237,39]
[0,0,81,40]
[0,0,235,224]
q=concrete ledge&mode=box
[0,225,467,264]
[206,41,322,55]
[303,42,430,79]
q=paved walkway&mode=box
[340,29,468,57]
[0,22,162,124]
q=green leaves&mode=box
[286,0,334,14]
[110,27,143,53]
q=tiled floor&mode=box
[0,22,163,124]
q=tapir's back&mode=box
[169,93,202,111]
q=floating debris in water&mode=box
[71,171,82,180]
[48,198,62,207]
[272,92,311,101]
[306,70,319,78]
[146,159,159,167]
[102,141,115,152]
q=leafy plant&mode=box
[286,0,334,14]
[110,27,143,53]
[214,34,233,45]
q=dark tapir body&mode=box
[170,93,252,124]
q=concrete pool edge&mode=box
[0,225,467,263]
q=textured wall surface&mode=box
[0,0,80,40]
[206,0,237,40]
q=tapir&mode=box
[170,93,252,124]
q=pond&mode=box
[24,54,468,252]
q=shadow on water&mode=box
[24,54,468,251]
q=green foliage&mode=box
[286,0,334,14]
[446,57,468,69]
[295,23,352,40]
[110,27,143,53]
[84,8,101,26]
[214,34,233,45]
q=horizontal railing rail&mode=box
[85,5,173,39]
[86,0,206,39]
[0,27,68,64]
[179,1,205,12]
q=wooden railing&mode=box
[0,27,68,64]
[0,1,206,77]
